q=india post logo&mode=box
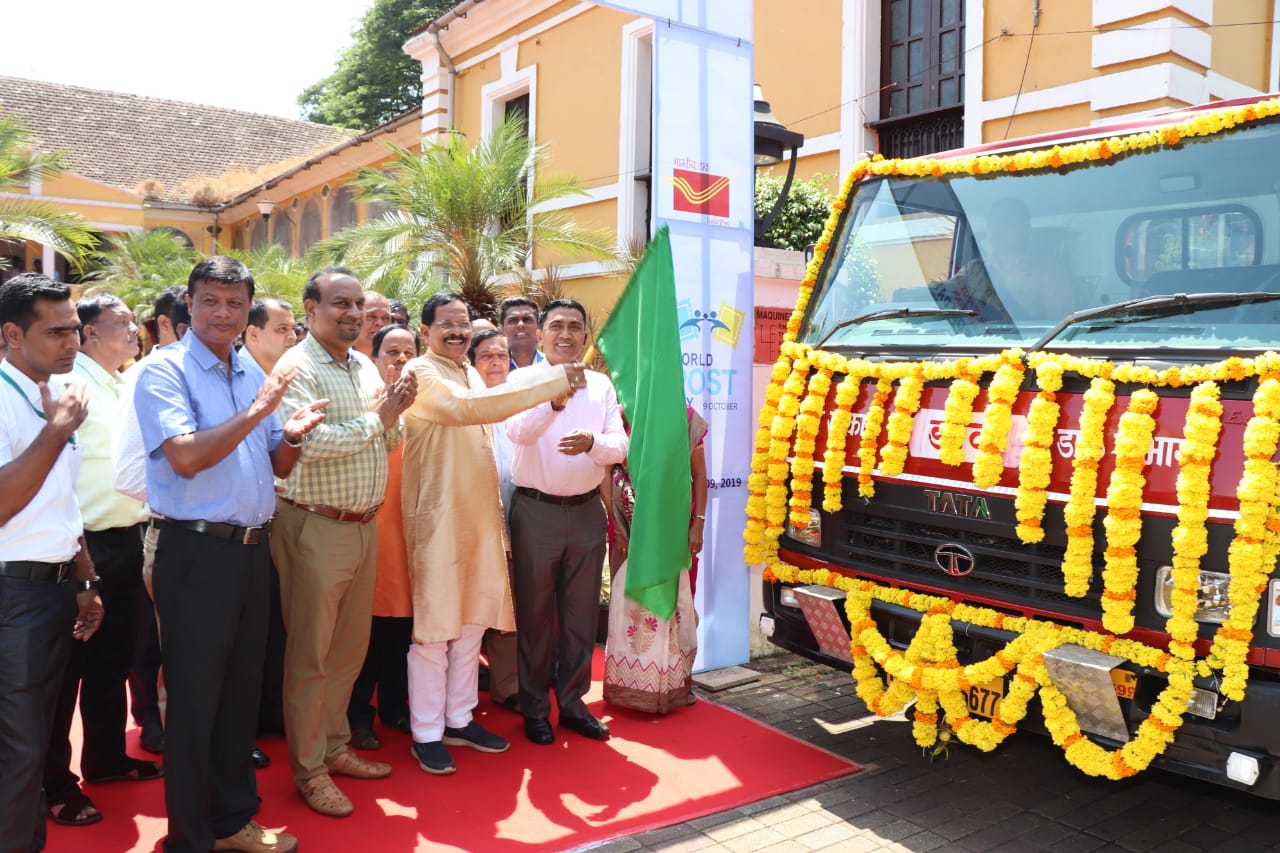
[677,299,744,349]
[669,168,730,217]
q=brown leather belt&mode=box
[515,486,598,506]
[280,497,379,524]
[152,518,271,546]
[0,559,77,583]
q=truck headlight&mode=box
[1154,565,1231,623]
[786,508,822,547]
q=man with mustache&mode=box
[400,291,586,775]
[270,267,417,817]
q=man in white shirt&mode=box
[45,295,159,828]
[0,273,102,853]
[506,298,628,745]
[243,298,298,376]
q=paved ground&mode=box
[583,653,1280,853]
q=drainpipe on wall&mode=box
[430,25,458,132]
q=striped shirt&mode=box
[276,333,401,513]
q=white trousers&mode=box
[406,623,485,743]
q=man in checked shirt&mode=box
[270,267,417,818]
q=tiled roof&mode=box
[0,75,357,204]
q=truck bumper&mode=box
[762,579,1280,799]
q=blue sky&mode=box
[1,0,374,120]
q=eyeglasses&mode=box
[433,322,473,333]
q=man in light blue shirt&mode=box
[134,257,323,853]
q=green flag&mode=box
[597,226,691,620]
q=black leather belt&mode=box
[515,486,598,506]
[0,559,76,583]
[152,518,271,546]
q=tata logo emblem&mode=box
[934,544,976,577]
[923,489,991,519]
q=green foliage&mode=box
[297,0,454,129]
[0,113,98,272]
[83,229,199,313]
[754,170,834,251]
[314,114,623,319]
[226,245,311,306]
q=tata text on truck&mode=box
[747,94,1280,796]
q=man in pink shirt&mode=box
[505,298,628,745]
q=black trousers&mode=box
[258,560,286,737]
[153,526,268,853]
[0,574,75,853]
[510,493,606,722]
[347,615,412,730]
[45,523,145,798]
[128,579,163,738]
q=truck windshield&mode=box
[803,115,1280,352]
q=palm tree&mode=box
[227,244,311,305]
[84,228,199,311]
[0,114,98,272]
[314,114,623,319]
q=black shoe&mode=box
[251,746,271,769]
[139,727,164,755]
[494,695,521,715]
[410,741,456,775]
[561,714,610,741]
[524,717,554,746]
[389,717,412,736]
[350,728,382,751]
[443,721,509,753]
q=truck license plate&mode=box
[967,678,1005,719]
[1111,668,1137,699]
[966,670,1134,721]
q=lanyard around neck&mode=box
[0,369,77,446]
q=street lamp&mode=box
[753,84,805,244]
[256,199,277,246]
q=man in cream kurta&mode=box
[401,291,585,776]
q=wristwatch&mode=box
[77,577,101,592]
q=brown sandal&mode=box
[299,773,353,818]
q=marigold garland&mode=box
[1014,359,1063,542]
[857,378,893,497]
[973,351,1025,488]
[1100,390,1159,635]
[788,368,832,527]
[1167,382,1223,660]
[1061,376,1116,595]
[939,363,981,466]
[879,367,925,477]
[821,370,863,513]
[1209,378,1280,699]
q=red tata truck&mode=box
[753,94,1280,797]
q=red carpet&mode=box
[49,653,859,852]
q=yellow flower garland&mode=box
[821,369,863,513]
[1014,359,1063,542]
[1061,376,1115,595]
[1167,382,1223,660]
[973,351,1025,488]
[939,363,980,467]
[788,368,831,527]
[1100,389,1159,635]
[1209,378,1280,699]
[857,378,893,497]
[880,367,925,477]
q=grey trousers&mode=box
[510,491,606,722]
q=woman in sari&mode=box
[602,407,708,713]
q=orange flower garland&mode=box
[972,351,1025,488]
[1061,376,1116,596]
[856,378,893,498]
